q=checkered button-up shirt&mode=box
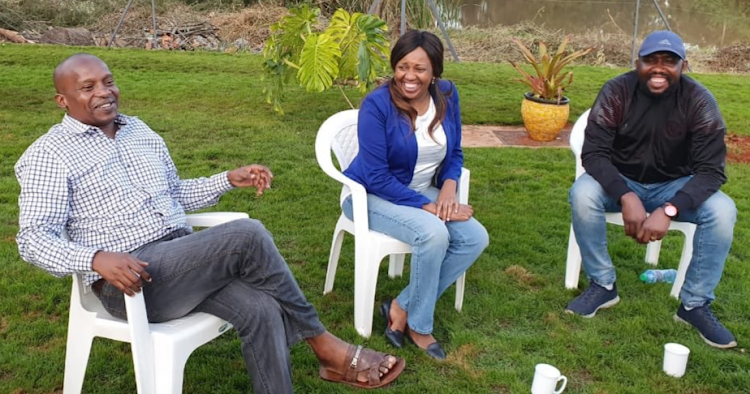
[15,114,234,285]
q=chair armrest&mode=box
[75,269,156,392]
[348,180,371,237]
[124,291,157,393]
[457,167,471,205]
[186,212,249,227]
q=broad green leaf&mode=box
[298,33,341,93]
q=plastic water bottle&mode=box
[640,269,677,284]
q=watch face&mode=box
[665,205,678,217]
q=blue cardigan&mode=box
[344,79,464,208]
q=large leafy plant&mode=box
[509,35,593,103]
[262,5,390,114]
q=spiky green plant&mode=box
[509,35,593,103]
[262,5,390,114]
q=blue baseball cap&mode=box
[639,30,686,59]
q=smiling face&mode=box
[393,47,433,104]
[636,52,687,95]
[54,55,119,132]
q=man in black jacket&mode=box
[565,31,737,348]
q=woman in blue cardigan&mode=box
[343,31,488,360]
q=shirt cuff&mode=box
[214,171,235,194]
[73,246,101,273]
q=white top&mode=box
[408,98,447,193]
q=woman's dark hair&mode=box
[387,30,451,137]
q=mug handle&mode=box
[554,375,567,394]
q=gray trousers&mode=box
[97,218,326,393]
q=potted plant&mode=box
[509,35,593,141]
[262,5,390,114]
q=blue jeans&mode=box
[569,173,736,307]
[343,186,489,334]
[97,219,325,394]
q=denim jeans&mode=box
[97,218,325,394]
[569,173,736,307]
[343,186,489,334]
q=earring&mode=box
[431,77,436,85]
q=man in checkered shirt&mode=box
[15,54,404,392]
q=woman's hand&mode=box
[435,180,459,221]
[422,202,474,222]
[450,204,474,222]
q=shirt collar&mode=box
[61,113,129,135]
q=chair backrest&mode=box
[315,109,360,204]
[316,109,360,170]
[570,109,591,179]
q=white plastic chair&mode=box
[63,212,248,394]
[565,109,696,299]
[315,109,469,338]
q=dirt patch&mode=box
[504,265,539,286]
[726,133,750,164]
[448,343,484,378]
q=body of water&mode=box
[446,0,748,47]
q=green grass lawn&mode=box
[1,44,749,393]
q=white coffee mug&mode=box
[531,363,567,394]
[663,343,690,378]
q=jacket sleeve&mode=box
[355,95,431,208]
[438,82,464,185]
[668,87,727,211]
[581,79,633,200]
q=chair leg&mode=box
[454,273,466,312]
[353,247,381,338]
[671,228,695,299]
[153,342,189,394]
[645,240,662,265]
[565,225,583,289]
[388,254,405,278]
[324,227,346,294]
[63,316,96,394]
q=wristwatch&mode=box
[663,203,678,219]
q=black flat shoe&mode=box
[380,300,404,348]
[406,329,446,360]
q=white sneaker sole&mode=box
[673,314,738,349]
[566,296,620,318]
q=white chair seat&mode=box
[315,109,468,338]
[64,212,247,394]
[565,109,696,299]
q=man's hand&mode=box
[92,251,151,297]
[228,164,273,197]
[435,180,458,221]
[636,207,671,244]
[620,192,647,240]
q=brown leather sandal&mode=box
[318,344,406,389]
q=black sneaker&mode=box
[565,281,620,318]
[674,304,737,349]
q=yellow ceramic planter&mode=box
[521,93,570,142]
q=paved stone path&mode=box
[462,124,572,149]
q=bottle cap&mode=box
[639,272,648,282]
